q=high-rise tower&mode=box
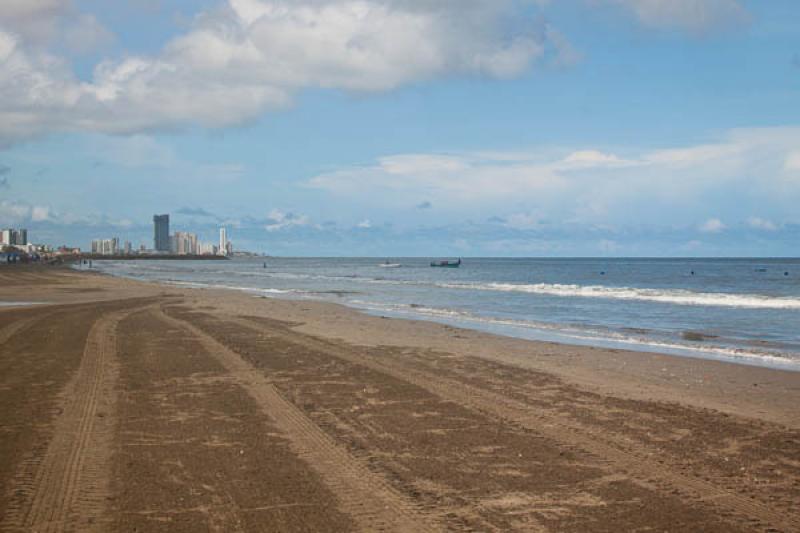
[219,227,227,256]
[153,214,170,252]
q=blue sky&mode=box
[1,0,799,256]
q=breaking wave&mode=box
[437,282,800,310]
[351,300,800,369]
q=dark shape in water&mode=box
[682,331,718,342]
[431,258,461,268]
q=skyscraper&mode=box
[1,228,27,246]
[219,227,227,256]
[153,214,170,252]
[171,231,198,255]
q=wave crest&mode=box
[438,282,800,309]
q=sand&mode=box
[0,265,798,532]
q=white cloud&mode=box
[0,0,561,145]
[308,127,800,227]
[31,205,50,221]
[309,151,565,205]
[62,14,114,53]
[503,212,545,230]
[381,154,468,175]
[0,0,69,44]
[0,200,51,223]
[699,218,726,233]
[747,217,777,231]
[599,0,750,33]
[0,1,114,54]
[559,150,637,169]
[356,219,372,228]
[785,151,800,172]
[264,208,314,231]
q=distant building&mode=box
[124,241,132,255]
[91,238,119,256]
[171,231,198,255]
[219,227,228,256]
[1,228,27,246]
[197,242,218,256]
[57,246,81,255]
[153,214,170,252]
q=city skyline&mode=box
[1,1,799,256]
[89,213,232,256]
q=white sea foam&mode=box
[166,280,301,295]
[436,282,800,310]
[0,301,47,307]
[351,300,800,369]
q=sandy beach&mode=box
[0,265,798,532]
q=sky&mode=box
[1,0,799,256]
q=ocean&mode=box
[91,257,800,371]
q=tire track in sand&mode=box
[0,314,47,347]
[3,309,130,532]
[158,308,441,533]
[230,317,800,533]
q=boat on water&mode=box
[379,261,402,268]
[430,258,461,268]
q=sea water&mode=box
[91,257,800,370]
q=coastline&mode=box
[2,266,799,531]
[5,264,800,427]
[90,264,800,427]
[89,257,800,374]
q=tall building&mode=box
[153,214,170,252]
[219,227,227,256]
[91,238,119,256]
[197,242,217,255]
[171,231,198,255]
[1,228,27,246]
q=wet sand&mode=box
[0,266,798,532]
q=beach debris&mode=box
[682,331,717,342]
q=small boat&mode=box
[430,258,461,268]
[379,261,401,268]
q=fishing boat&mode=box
[430,258,461,268]
[379,261,402,268]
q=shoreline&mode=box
[195,285,800,429]
[353,301,800,372]
[90,260,800,373]
[12,265,800,428]
[1,266,799,531]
